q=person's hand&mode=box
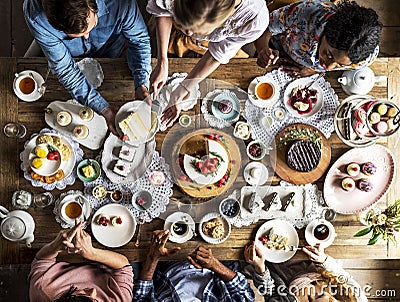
[149,230,181,261]
[101,105,119,136]
[53,221,84,254]
[257,47,279,68]
[160,82,187,127]
[135,85,150,101]
[187,246,221,270]
[281,61,317,78]
[73,226,96,259]
[244,242,266,274]
[302,244,328,264]
[150,60,168,96]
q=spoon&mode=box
[37,69,50,95]
[134,212,145,247]
[304,72,325,90]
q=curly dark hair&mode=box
[42,0,98,34]
[324,0,382,63]
[53,286,95,302]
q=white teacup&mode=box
[14,73,38,96]
[61,200,83,223]
[312,220,334,243]
[255,81,275,101]
[250,167,262,179]
[170,220,189,237]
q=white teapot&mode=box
[338,67,386,95]
[0,206,35,248]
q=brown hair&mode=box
[42,0,98,34]
[173,0,236,31]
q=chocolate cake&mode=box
[286,140,321,172]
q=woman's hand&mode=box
[135,85,150,101]
[150,60,169,96]
[257,47,279,68]
[73,227,95,259]
[149,230,181,261]
[302,244,328,264]
[280,59,317,78]
[160,82,188,127]
[244,241,266,274]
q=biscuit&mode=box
[60,145,72,161]
[52,136,63,148]
[45,175,56,184]
[211,225,224,239]
[202,218,225,238]
[30,170,45,182]
[54,169,65,181]
[36,134,53,145]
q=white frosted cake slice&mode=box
[113,159,130,177]
[119,103,152,142]
[118,145,135,162]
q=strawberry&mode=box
[210,158,218,165]
[47,152,55,160]
[260,236,269,244]
[201,167,209,174]
[116,217,122,224]
[209,165,216,173]
[196,161,203,169]
[217,182,223,188]
[121,135,129,141]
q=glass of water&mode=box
[33,192,54,208]
[3,122,27,138]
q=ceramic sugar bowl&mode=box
[0,205,35,247]
[338,67,386,95]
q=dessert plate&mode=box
[211,91,240,122]
[115,101,159,146]
[323,145,395,214]
[247,75,279,108]
[164,212,195,244]
[283,77,323,118]
[243,162,269,186]
[199,212,231,245]
[77,58,104,89]
[255,219,298,263]
[13,70,44,102]
[91,204,136,248]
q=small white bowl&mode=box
[246,140,267,161]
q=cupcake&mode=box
[56,111,72,126]
[346,163,360,177]
[79,107,94,121]
[96,213,110,226]
[357,178,373,192]
[73,125,89,139]
[111,216,123,226]
[218,100,233,114]
[361,162,377,176]
[341,177,355,192]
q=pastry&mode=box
[286,140,321,172]
[111,216,123,226]
[73,125,89,139]
[387,106,398,117]
[202,218,225,239]
[119,104,153,142]
[79,106,94,121]
[52,136,63,148]
[36,134,53,145]
[358,178,373,192]
[346,163,360,177]
[56,111,72,126]
[375,121,388,134]
[96,214,110,226]
[361,162,377,176]
[218,99,233,114]
[259,228,289,251]
[54,169,65,181]
[341,177,355,192]
[353,121,369,136]
[118,145,135,162]
[113,160,130,177]
[368,112,380,124]
[81,164,96,178]
[60,144,72,161]
[354,108,367,123]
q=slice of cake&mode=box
[118,145,135,162]
[286,140,321,172]
[119,103,152,142]
[113,160,130,177]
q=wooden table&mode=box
[1,57,399,265]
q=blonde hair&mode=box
[173,0,236,30]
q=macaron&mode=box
[375,121,388,134]
[368,112,381,124]
[376,103,388,115]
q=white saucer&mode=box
[244,162,269,186]
[13,70,45,102]
[305,219,336,248]
[54,191,92,228]
[164,212,195,243]
[247,75,279,108]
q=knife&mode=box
[280,192,295,211]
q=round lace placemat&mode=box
[20,128,83,191]
[83,150,173,223]
[244,69,339,148]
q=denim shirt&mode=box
[23,0,151,113]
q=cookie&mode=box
[52,136,63,148]
[54,169,65,181]
[36,134,53,145]
[60,144,72,161]
[211,225,225,239]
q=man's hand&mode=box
[257,47,279,68]
[244,242,266,274]
[101,105,119,136]
[73,227,96,260]
[302,244,328,264]
[150,60,168,96]
[135,85,150,101]
[149,230,181,261]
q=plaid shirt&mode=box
[133,262,255,301]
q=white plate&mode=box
[199,212,231,244]
[54,191,92,228]
[283,77,324,118]
[91,204,136,248]
[13,70,44,102]
[164,212,195,243]
[211,91,241,123]
[243,162,269,186]
[77,58,104,89]
[29,144,62,176]
[247,75,279,108]
[255,219,299,263]
[101,133,156,184]
[305,219,336,248]
[23,133,76,178]
[115,101,159,146]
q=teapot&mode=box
[338,67,386,95]
[0,206,35,248]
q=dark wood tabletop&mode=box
[1,57,399,265]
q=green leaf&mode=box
[368,233,381,245]
[354,227,372,237]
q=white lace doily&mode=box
[226,182,326,228]
[19,128,83,190]
[201,89,241,128]
[244,69,339,148]
[83,150,173,223]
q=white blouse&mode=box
[147,0,269,64]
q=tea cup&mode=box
[312,219,334,243]
[14,73,38,96]
[170,220,189,237]
[255,81,275,101]
[61,200,83,222]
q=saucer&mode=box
[305,219,336,248]
[54,190,92,228]
[164,212,195,243]
[13,70,45,102]
[211,91,241,123]
[244,162,268,186]
[247,75,279,108]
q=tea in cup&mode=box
[312,220,334,242]
[61,200,83,222]
[255,81,275,101]
[14,73,37,96]
[170,220,189,237]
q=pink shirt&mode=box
[29,258,133,302]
